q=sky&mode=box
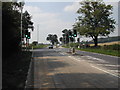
[23,0,120,44]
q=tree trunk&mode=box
[93,36,98,47]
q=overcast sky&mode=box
[23,0,119,43]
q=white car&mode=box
[49,45,53,49]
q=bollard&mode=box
[72,47,75,54]
[32,46,33,50]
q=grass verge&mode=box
[3,51,32,88]
[32,44,48,49]
[76,48,119,57]
[62,45,119,57]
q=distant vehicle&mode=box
[49,45,53,49]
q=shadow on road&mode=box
[25,49,119,89]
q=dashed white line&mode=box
[91,65,120,78]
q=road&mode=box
[25,47,119,89]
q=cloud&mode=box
[23,5,73,43]
[64,2,80,12]
[23,5,42,14]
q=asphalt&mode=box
[25,47,119,89]
[58,47,120,65]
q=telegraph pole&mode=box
[37,24,39,44]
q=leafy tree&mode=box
[2,2,34,57]
[74,0,115,46]
[62,29,75,44]
[2,2,21,55]
[22,11,34,38]
[32,41,38,46]
[46,34,59,45]
[59,37,63,43]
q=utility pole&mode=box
[37,24,39,45]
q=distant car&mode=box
[49,45,53,49]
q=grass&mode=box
[32,44,48,49]
[3,51,32,88]
[77,48,119,57]
[63,43,120,57]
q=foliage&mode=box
[60,29,75,44]
[74,0,115,46]
[22,11,34,38]
[46,34,59,45]
[32,41,38,45]
[3,51,32,88]
[59,37,63,43]
[2,2,21,55]
[2,2,34,57]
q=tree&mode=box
[2,2,34,57]
[74,0,115,47]
[59,37,63,44]
[2,2,21,55]
[32,41,38,46]
[62,29,75,44]
[46,34,59,45]
[22,11,34,37]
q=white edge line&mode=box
[91,65,120,78]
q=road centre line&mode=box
[91,65,120,78]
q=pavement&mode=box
[25,47,119,89]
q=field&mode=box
[90,41,120,46]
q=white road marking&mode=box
[60,52,120,78]
[86,56,107,63]
[68,56,85,62]
[91,65,120,78]
[108,70,119,73]
[60,52,65,55]
[104,64,120,67]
